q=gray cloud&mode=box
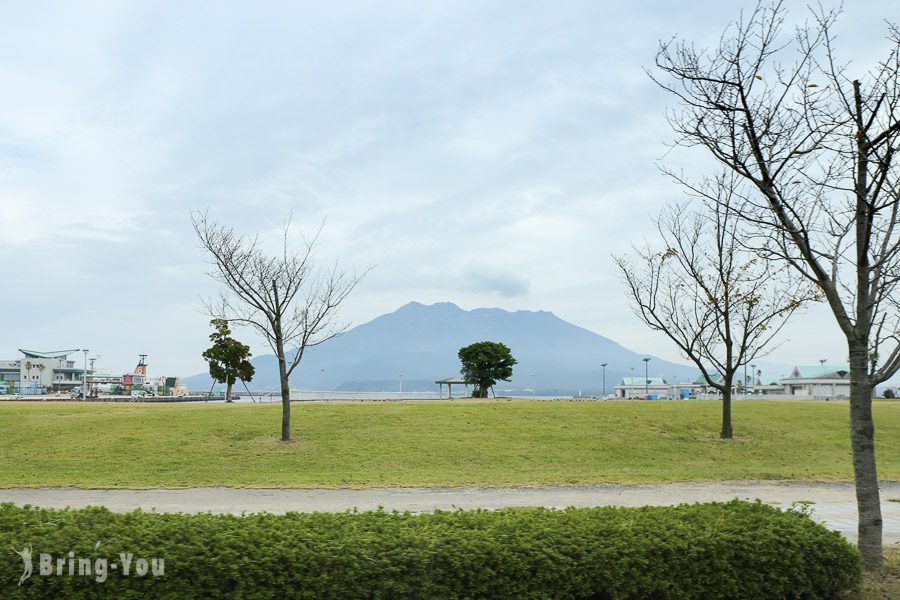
[460,263,531,298]
[0,0,895,378]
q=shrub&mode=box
[0,500,860,599]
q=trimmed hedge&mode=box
[0,500,860,599]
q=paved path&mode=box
[4,482,900,543]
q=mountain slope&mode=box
[184,301,700,394]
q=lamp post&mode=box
[399,374,403,395]
[82,349,89,400]
[601,363,607,397]
[643,357,651,399]
[750,364,756,393]
[743,363,747,396]
[531,373,535,399]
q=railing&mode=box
[0,391,859,403]
[693,393,850,401]
[289,390,443,402]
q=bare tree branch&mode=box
[615,180,817,439]
[192,211,369,441]
[652,1,900,568]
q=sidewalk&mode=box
[3,481,900,543]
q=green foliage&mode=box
[458,341,517,397]
[0,501,860,599]
[202,319,255,390]
[885,388,896,399]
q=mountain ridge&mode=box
[184,301,701,394]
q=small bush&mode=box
[0,500,860,599]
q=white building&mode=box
[0,349,88,393]
[779,365,850,398]
[614,376,671,399]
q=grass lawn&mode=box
[1,398,899,488]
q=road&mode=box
[3,481,900,543]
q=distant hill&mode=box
[184,301,702,395]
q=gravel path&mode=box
[4,481,900,543]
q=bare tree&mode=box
[653,1,900,567]
[193,211,366,441]
[615,179,814,439]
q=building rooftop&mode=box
[18,349,80,359]
[788,365,850,379]
[620,376,667,385]
[693,373,725,385]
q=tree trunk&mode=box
[277,348,291,442]
[849,347,883,569]
[720,376,733,440]
[225,379,233,403]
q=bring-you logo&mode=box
[10,541,164,585]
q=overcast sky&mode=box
[1,1,897,382]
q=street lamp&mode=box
[82,349,89,400]
[601,363,608,397]
[531,373,536,399]
[399,374,403,395]
[643,357,651,399]
[750,364,756,393]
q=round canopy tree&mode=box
[458,341,517,398]
[202,319,255,402]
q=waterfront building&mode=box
[614,376,670,399]
[778,365,851,398]
[0,349,88,393]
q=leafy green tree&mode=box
[202,319,255,403]
[458,342,517,398]
[885,389,896,400]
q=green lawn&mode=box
[1,399,899,488]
